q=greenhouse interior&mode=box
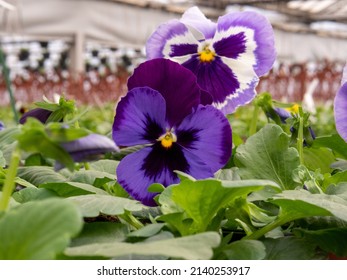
[1,0,347,264]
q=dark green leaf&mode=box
[127,223,166,238]
[67,194,144,217]
[263,236,317,260]
[39,182,108,197]
[314,134,347,159]
[65,232,220,260]
[235,124,300,190]
[71,222,128,247]
[0,199,83,259]
[303,147,335,173]
[17,166,67,186]
[159,177,279,234]
[294,228,347,257]
[223,240,266,260]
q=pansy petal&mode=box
[127,59,201,126]
[183,56,258,113]
[146,19,199,60]
[117,142,213,206]
[116,145,180,206]
[113,87,166,146]
[176,105,231,173]
[180,6,217,39]
[216,11,276,76]
[60,134,119,162]
[19,108,53,124]
[334,83,347,142]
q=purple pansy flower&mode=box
[113,59,232,206]
[146,6,276,114]
[334,63,347,142]
[0,121,5,131]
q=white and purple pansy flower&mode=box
[146,6,276,114]
[334,62,347,141]
[112,59,232,206]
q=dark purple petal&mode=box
[116,145,181,206]
[113,87,166,146]
[213,32,246,59]
[19,108,53,124]
[183,56,238,104]
[146,19,198,60]
[216,11,276,76]
[61,134,119,162]
[127,59,201,126]
[177,105,232,173]
[117,142,213,206]
[183,56,258,113]
[169,43,198,57]
[0,121,4,131]
[334,82,347,142]
[180,6,217,39]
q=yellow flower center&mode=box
[158,131,177,149]
[286,104,300,114]
[199,46,215,63]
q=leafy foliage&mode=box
[1,100,347,260]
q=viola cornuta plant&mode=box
[1,6,347,261]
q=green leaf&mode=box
[159,177,279,234]
[45,122,89,142]
[0,150,5,167]
[0,127,20,151]
[71,222,128,247]
[12,187,58,203]
[271,190,347,222]
[67,194,144,217]
[65,232,220,260]
[0,127,19,163]
[303,147,335,173]
[17,166,67,186]
[214,167,240,181]
[235,124,300,190]
[263,236,317,260]
[39,182,108,197]
[89,159,120,175]
[314,134,347,159]
[324,172,347,190]
[127,223,166,238]
[0,198,83,259]
[222,240,266,260]
[16,119,74,171]
[294,228,347,257]
[68,170,116,185]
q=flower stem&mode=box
[249,104,260,136]
[297,115,304,165]
[0,147,21,211]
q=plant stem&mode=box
[0,147,21,211]
[249,104,260,136]
[297,116,304,165]
[243,218,286,240]
[243,214,302,240]
[119,211,144,230]
[0,47,19,123]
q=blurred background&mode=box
[1,0,347,107]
